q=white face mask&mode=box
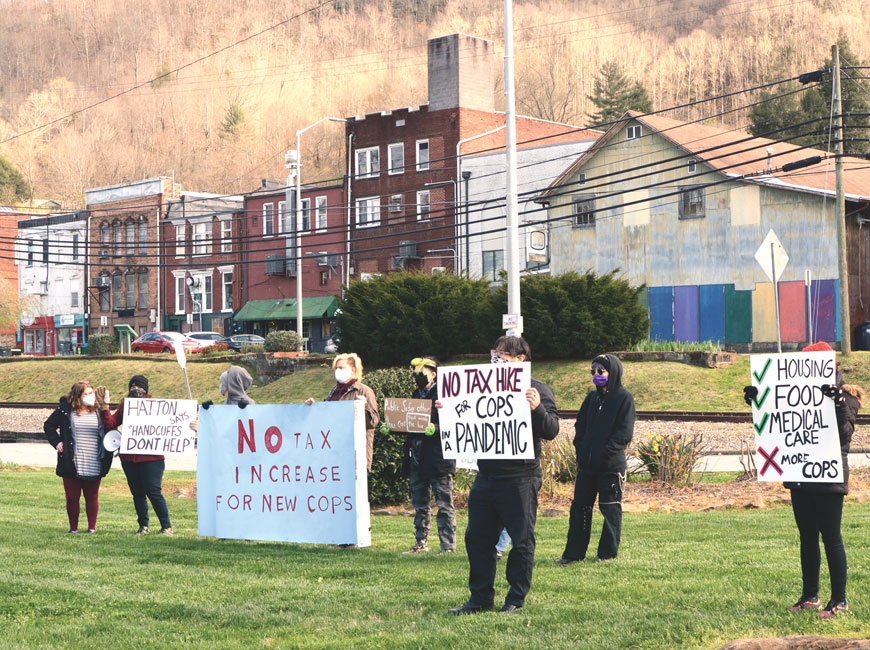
[335,367,353,384]
[82,394,96,407]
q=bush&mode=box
[540,437,576,498]
[634,431,709,486]
[241,343,265,354]
[264,330,303,352]
[201,342,229,356]
[86,334,118,356]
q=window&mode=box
[389,194,403,213]
[125,219,135,255]
[222,271,233,311]
[175,224,186,257]
[679,186,705,219]
[315,196,327,231]
[356,197,380,228]
[355,147,379,178]
[191,276,213,312]
[278,201,287,234]
[71,291,79,308]
[138,272,148,309]
[98,286,109,312]
[578,173,587,186]
[138,217,148,255]
[176,276,186,314]
[301,198,311,232]
[99,222,109,249]
[416,140,429,171]
[416,190,430,221]
[113,274,123,309]
[627,125,642,140]
[263,203,275,236]
[482,249,504,282]
[112,220,122,256]
[193,222,211,255]
[125,273,136,309]
[72,234,79,261]
[572,196,596,227]
[388,143,404,175]
[687,159,697,174]
[320,270,329,286]
[221,219,232,253]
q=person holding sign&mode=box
[448,336,559,615]
[556,353,635,565]
[402,356,456,555]
[306,353,379,472]
[44,381,113,533]
[773,341,862,618]
[98,375,174,536]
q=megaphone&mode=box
[103,429,122,452]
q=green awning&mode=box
[233,296,338,322]
[114,324,137,336]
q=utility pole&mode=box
[503,0,522,336]
[833,43,851,353]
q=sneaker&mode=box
[787,596,821,613]
[436,548,454,555]
[818,600,848,619]
[402,540,428,554]
[135,526,149,536]
[158,527,173,536]
[86,529,95,534]
[67,529,78,534]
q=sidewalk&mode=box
[0,441,197,471]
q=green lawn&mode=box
[3,468,869,649]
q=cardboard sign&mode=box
[121,398,198,456]
[196,401,371,546]
[437,362,534,460]
[749,351,842,482]
[384,398,432,433]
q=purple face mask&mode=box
[592,373,609,387]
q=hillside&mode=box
[1,0,868,206]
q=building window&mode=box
[578,172,587,186]
[356,197,380,228]
[112,220,123,256]
[482,249,504,282]
[416,190,430,220]
[138,272,148,309]
[71,291,79,308]
[125,219,136,255]
[191,276,213,313]
[320,270,329,286]
[263,203,275,236]
[125,273,136,309]
[388,143,404,175]
[572,196,596,227]
[72,234,79,261]
[416,140,429,171]
[221,219,232,253]
[316,196,327,231]
[193,222,211,255]
[627,125,642,140]
[176,276,186,314]
[355,147,380,178]
[99,222,109,250]
[301,198,311,232]
[138,217,148,255]
[175,224,186,257]
[679,186,705,219]
[113,274,123,309]
[222,271,233,311]
[98,286,109,312]
[687,159,697,174]
[389,194,403,214]
[278,201,287,234]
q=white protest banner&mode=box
[437,362,533,460]
[196,401,371,546]
[121,398,198,456]
[749,351,842,482]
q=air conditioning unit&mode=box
[97,249,109,258]
[391,255,405,270]
[316,252,329,266]
[265,254,286,275]
[91,277,110,287]
[399,240,417,258]
[431,266,447,275]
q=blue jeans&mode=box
[122,459,171,529]
[409,471,456,550]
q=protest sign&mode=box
[749,351,842,482]
[437,362,533,460]
[196,401,371,546]
[383,398,432,433]
[120,398,198,456]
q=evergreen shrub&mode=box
[264,330,303,352]
[87,334,118,356]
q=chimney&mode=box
[427,34,495,112]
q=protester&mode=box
[44,381,113,534]
[448,335,560,615]
[305,353,379,472]
[402,356,456,555]
[556,353,635,565]
[97,375,174,536]
[220,365,256,407]
[746,341,861,618]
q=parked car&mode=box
[131,331,204,354]
[222,334,266,352]
[187,331,226,347]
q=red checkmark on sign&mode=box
[757,445,783,476]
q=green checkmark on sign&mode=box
[752,358,772,384]
[753,412,769,436]
[752,386,771,410]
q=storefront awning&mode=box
[233,297,339,322]
[114,324,137,337]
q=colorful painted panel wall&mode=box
[699,285,726,343]
[674,286,699,342]
[724,285,752,344]
[779,280,808,342]
[810,279,837,343]
[648,286,674,341]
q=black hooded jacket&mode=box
[574,354,636,473]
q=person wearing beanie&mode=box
[98,375,173,536]
[556,353,635,565]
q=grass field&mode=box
[2,468,870,649]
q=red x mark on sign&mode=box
[757,445,783,476]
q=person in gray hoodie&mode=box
[220,366,256,407]
[556,353,635,564]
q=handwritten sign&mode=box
[121,398,198,456]
[196,401,371,546]
[384,398,432,433]
[750,351,842,482]
[437,362,533,460]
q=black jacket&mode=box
[44,397,113,480]
[574,354,636,473]
[477,377,560,479]
[784,373,858,495]
[404,381,456,479]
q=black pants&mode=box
[791,489,847,602]
[562,470,624,561]
[122,459,171,530]
[464,471,542,608]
